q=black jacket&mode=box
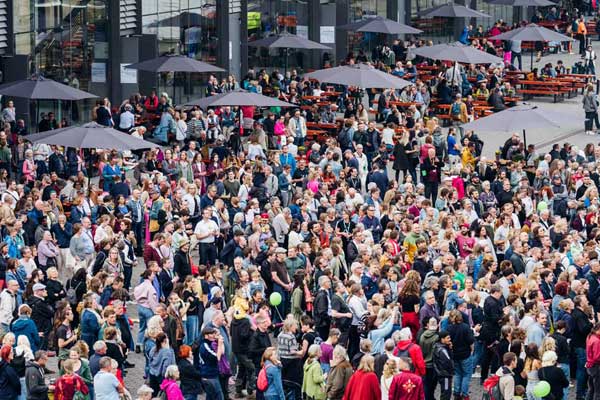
[158,269,175,299]
[432,342,454,377]
[571,307,593,348]
[25,360,47,400]
[177,358,203,395]
[27,296,53,333]
[551,332,570,364]
[446,322,474,360]
[313,289,331,329]
[248,330,271,363]
[230,317,253,354]
[0,360,20,399]
[537,365,569,400]
[421,156,444,183]
[45,279,65,308]
[173,250,191,280]
[481,295,505,344]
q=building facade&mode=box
[0,0,517,124]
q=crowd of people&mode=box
[0,6,598,400]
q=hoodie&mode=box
[160,378,184,400]
[496,366,515,400]
[393,340,426,376]
[432,342,454,377]
[25,360,47,400]
[417,329,439,368]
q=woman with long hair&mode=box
[260,347,285,399]
[523,342,542,400]
[342,355,381,400]
[148,332,176,395]
[398,278,421,339]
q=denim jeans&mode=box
[472,340,484,369]
[576,346,588,398]
[559,362,570,400]
[185,315,199,346]
[137,305,155,346]
[453,357,473,396]
[202,378,224,400]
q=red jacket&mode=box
[342,370,381,400]
[143,244,162,266]
[587,333,600,368]
[393,340,426,376]
[389,371,425,400]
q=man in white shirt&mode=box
[118,105,135,132]
[194,207,219,266]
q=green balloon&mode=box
[533,381,550,398]
[270,292,282,306]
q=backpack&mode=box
[66,279,83,306]
[396,343,415,371]
[451,102,461,116]
[481,374,502,400]
[155,390,167,400]
[256,364,273,392]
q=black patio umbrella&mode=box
[409,42,503,64]
[185,89,296,109]
[25,122,158,150]
[489,24,574,69]
[124,54,225,73]
[0,76,98,131]
[0,76,97,100]
[304,63,412,89]
[487,0,556,5]
[419,3,491,18]
[460,104,577,146]
[247,33,331,74]
[337,16,423,35]
[125,54,225,105]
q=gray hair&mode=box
[318,275,330,288]
[93,341,107,352]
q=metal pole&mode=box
[522,128,527,148]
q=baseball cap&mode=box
[32,283,46,291]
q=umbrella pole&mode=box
[523,128,527,148]
[530,48,533,71]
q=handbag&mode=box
[149,219,159,232]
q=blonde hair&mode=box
[332,345,348,362]
[357,354,375,372]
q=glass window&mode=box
[141,1,217,64]
[246,0,309,70]
[347,0,388,56]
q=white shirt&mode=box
[194,218,219,243]
[118,111,135,129]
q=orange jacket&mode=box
[578,21,587,35]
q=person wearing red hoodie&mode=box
[586,322,600,400]
[342,355,381,400]
[389,357,425,400]
[393,327,426,376]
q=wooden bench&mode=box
[520,89,562,102]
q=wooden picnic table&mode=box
[390,101,418,108]
[516,80,574,102]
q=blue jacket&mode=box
[149,347,176,378]
[10,316,40,352]
[51,223,73,248]
[80,309,101,349]
[263,361,285,399]
[368,315,395,354]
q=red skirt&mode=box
[402,311,420,341]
